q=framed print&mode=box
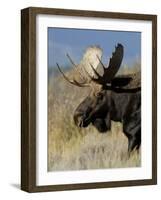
[21,7,157,192]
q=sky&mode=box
[48,28,141,69]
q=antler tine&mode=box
[83,63,104,85]
[89,63,101,78]
[66,53,86,81]
[96,55,106,71]
[90,43,123,85]
[57,63,74,84]
[103,43,124,83]
[66,53,77,68]
[83,64,95,80]
[56,63,89,87]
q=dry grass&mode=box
[48,64,141,171]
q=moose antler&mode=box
[56,53,90,87]
[86,43,124,85]
[57,46,102,87]
[57,44,123,88]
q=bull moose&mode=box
[57,43,141,153]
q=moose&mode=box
[57,44,141,153]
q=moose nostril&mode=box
[78,116,85,127]
[74,112,91,128]
[74,115,83,127]
[78,120,83,127]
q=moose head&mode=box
[57,44,125,132]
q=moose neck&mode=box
[107,89,141,123]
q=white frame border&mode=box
[36,14,152,186]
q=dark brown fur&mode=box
[74,77,141,152]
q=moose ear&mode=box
[111,77,132,87]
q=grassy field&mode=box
[48,64,141,171]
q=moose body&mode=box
[57,43,141,153]
[74,88,141,152]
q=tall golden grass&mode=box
[48,63,141,171]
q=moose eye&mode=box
[96,92,103,99]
